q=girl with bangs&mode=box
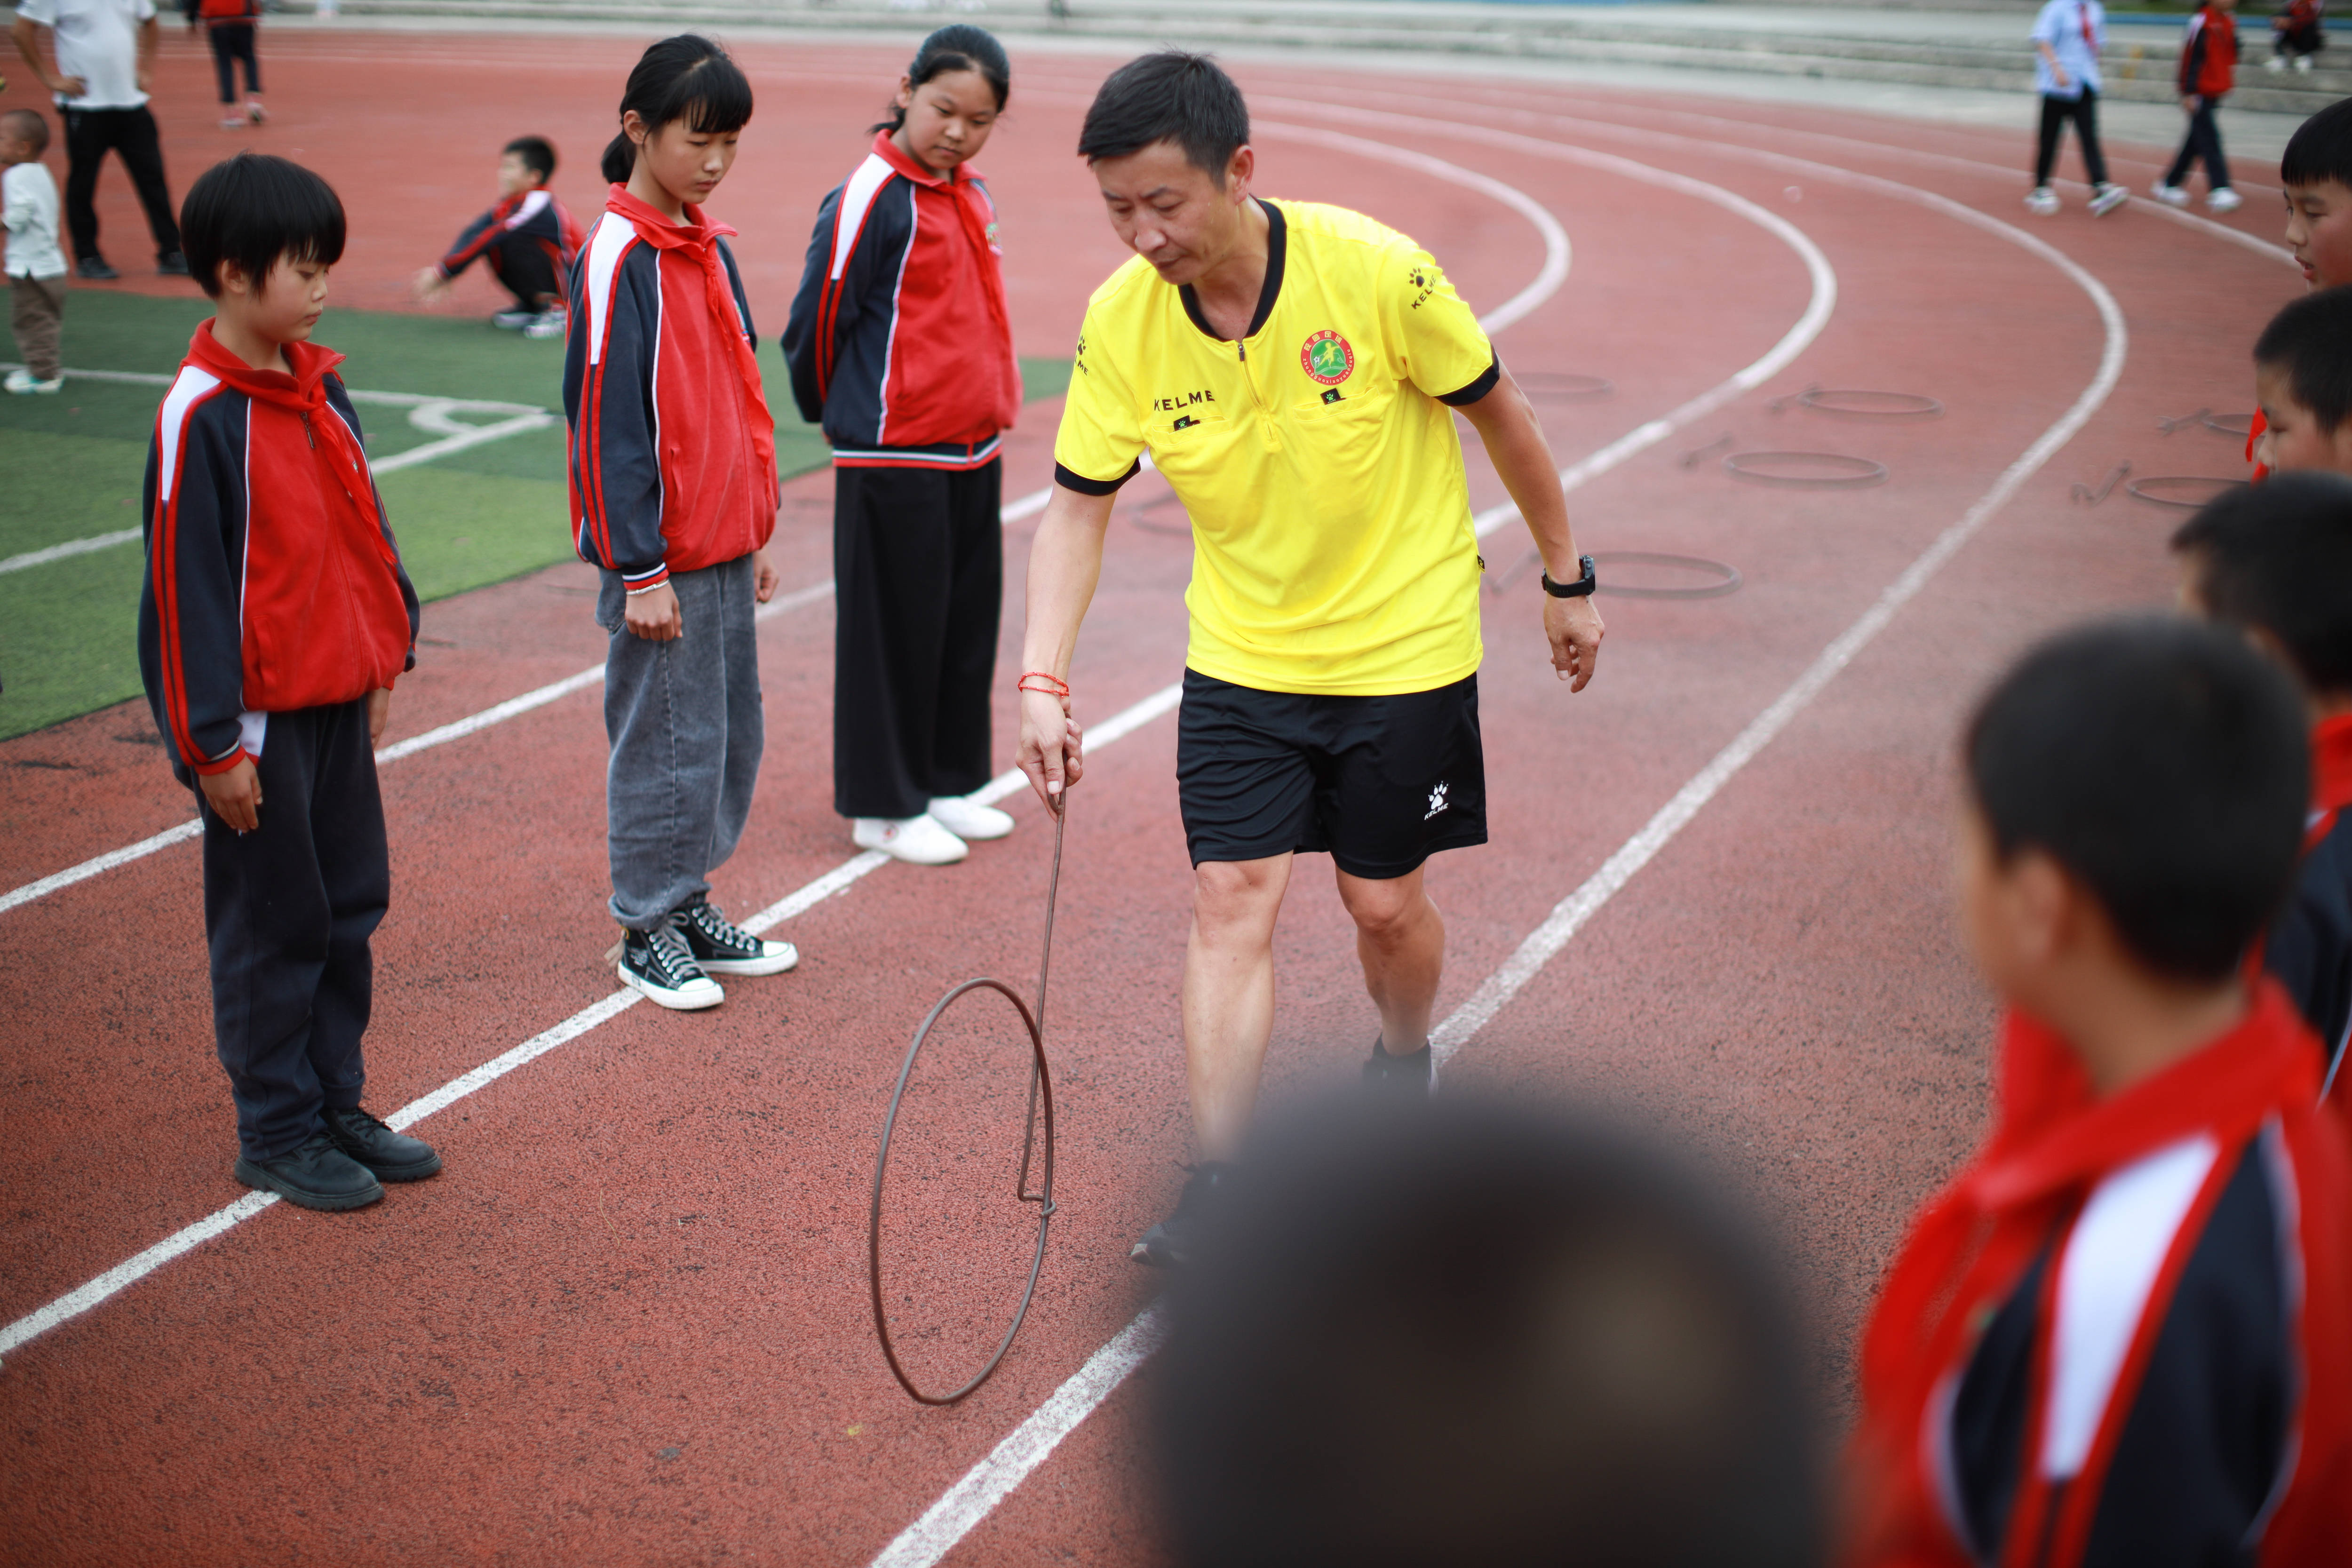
[564,34,798,1011]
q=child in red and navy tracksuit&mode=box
[2157,0,2244,211]
[564,35,796,1012]
[183,0,264,129]
[1846,618,2352,1568]
[137,153,441,1213]
[2270,0,2326,71]
[413,135,582,336]
[2174,473,2352,1094]
[782,25,1023,868]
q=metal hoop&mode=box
[1796,387,1944,419]
[2125,475,2249,510]
[2201,412,2255,439]
[867,799,1067,1406]
[1590,551,1743,600]
[1723,450,1890,489]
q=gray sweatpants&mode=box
[598,553,764,931]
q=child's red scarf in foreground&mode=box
[1848,982,2352,1567]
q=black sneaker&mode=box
[1131,1162,1236,1269]
[676,899,798,977]
[322,1103,443,1181]
[156,250,191,277]
[618,918,724,1010]
[1363,1036,1433,1098]
[234,1131,383,1211]
[74,256,119,281]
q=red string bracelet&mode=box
[1017,672,1071,699]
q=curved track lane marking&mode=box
[0,122,1574,1360]
[863,120,2123,1568]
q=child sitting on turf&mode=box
[2175,472,2352,1093]
[564,36,796,1011]
[1848,617,2352,1568]
[137,152,442,1212]
[412,135,582,339]
[2252,286,2352,477]
[2,107,65,395]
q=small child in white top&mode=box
[2,109,67,394]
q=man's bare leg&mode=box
[1181,852,1294,1161]
[1335,864,1445,1053]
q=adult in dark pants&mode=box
[784,26,1023,868]
[11,0,187,279]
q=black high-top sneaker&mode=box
[1131,1162,1237,1269]
[618,918,724,1010]
[676,899,799,977]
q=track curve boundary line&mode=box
[0,119,1581,1362]
[860,114,2122,1568]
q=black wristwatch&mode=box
[1541,555,1598,599]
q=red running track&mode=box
[0,29,2305,1565]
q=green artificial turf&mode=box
[0,288,1073,741]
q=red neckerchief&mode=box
[866,131,1017,402]
[180,320,395,568]
[2249,407,2271,482]
[2307,713,2352,848]
[603,184,779,487]
[2081,0,2096,47]
[1850,983,2320,1565]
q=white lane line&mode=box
[0,674,1181,1361]
[0,495,1047,920]
[0,528,143,574]
[859,123,2127,1568]
[858,131,1840,1568]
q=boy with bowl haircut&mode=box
[1848,618,2352,1568]
[2174,472,2352,1091]
[138,151,441,1212]
[2251,287,2352,477]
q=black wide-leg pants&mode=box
[61,105,180,265]
[832,459,1002,820]
[199,700,386,1162]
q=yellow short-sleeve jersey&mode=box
[1053,199,1498,696]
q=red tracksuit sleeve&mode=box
[563,240,671,587]
[438,203,505,281]
[136,398,252,777]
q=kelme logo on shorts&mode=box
[1301,330,1355,386]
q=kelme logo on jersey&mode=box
[1301,330,1355,386]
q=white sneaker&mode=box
[5,369,63,395]
[927,795,1015,841]
[2024,187,2060,217]
[218,115,246,130]
[2297,53,2316,72]
[853,814,969,865]
[2267,53,2289,71]
[491,307,537,330]
[2151,182,2192,207]
[246,99,266,124]
[2090,183,2130,217]
[523,308,566,340]
[2207,188,2244,214]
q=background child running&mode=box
[2,107,66,394]
[2027,0,2129,217]
[2174,473,2352,1096]
[412,135,581,338]
[1848,617,2352,1568]
[564,35,796,1012]
[2251,286,2352,476]
[2154,0,2243,212]
[138,152,442,1213]
[782,25,1024,868]
[183,0,262,130]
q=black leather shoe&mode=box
[234,1132,383,1211]
[74,256,119,281]
[321,1104,443,1181]
[156,250,190,277]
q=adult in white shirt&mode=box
[2026,0,2129,217]
[10,0,186,279]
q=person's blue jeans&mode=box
[597,553,765,931]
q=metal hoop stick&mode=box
[867,796,1067,1406]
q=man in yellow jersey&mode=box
[1015,52,1604,1266]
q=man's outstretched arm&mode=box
[1015,482,1119,805]
[1456,366,1605,691]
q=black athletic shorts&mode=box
[1175,669,1488,879]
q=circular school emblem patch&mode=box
[1301,330,1355,386]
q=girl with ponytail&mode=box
[563,34,799,1009]
[781,25,1024,868]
